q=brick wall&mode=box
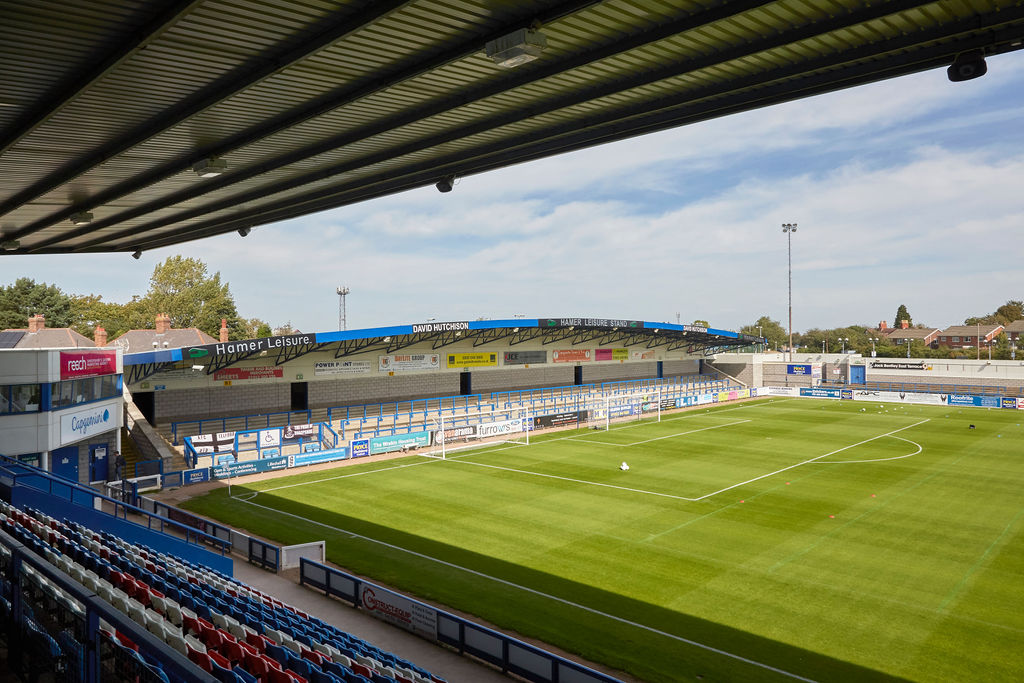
[471,366,575,393]
[706,361,751,386]
[581,361,658,383]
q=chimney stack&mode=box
[901,319,909,329]
[219,318,229,342]
[27,314,45,332]
[94,326,108,346]
[879,321,887,331]
[155,313,171,334]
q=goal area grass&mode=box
[179,398,1024,682]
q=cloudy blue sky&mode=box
[5,52,1024,335]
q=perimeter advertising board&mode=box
[369,432,430,455]
[852,390,945,405]
[799,387,842,398]
[211,455,289,479]
[350,439,369,458]
[947,394,1002,408]
[432,425,477,444]
[60,350,118,380]
[359,583,437,640]
[764,386,800,396]
[477,418,524,438]
[378,354,440,372]
[534,411,588,428]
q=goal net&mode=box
[590,389,665,430]
[429,405,532,459]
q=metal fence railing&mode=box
[300,558,622,683]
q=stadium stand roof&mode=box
[122,317,759,384]
[1,1,1022,254]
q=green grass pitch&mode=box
[180,398,1024,682]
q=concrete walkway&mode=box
[232,559,509,683]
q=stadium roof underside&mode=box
[2,1,1023,255]
[121,318,758,384]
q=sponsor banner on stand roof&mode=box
[378,354,440,372]
[411,320,469,333]
[631,350,656,360]
[58,398,121,447]
[552,349,591,363]
[446,352,497,368]
[503,350,547,365]
[314,360,372,376]
[184,334,315,360]
[595,349,628,361]
[60,350,118,380]
[359,583,437,640]
[213,366,283,381]
[540,318,643,330]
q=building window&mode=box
[0,384,42,414]
[952,337,960,342]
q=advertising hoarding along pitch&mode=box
[60,350,118,380]
[359,584,437,640]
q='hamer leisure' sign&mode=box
[185,334,315,359]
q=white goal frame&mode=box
[598,388,664,430]
[433,405,532,459]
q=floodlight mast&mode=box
[782,223,798,362]
[336,286,350,331]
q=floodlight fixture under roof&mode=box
[1,239,19,251]
[69,211,94,225]
[131,250,142,259]
[485,28,547,68]
[435,175,455,193]
[193,157,228,178]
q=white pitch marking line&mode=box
[627,419,751,446]
[446,459,698,501]
[235,496,817,682]
[566,419,751,446]
[812,435,923,464]
[690,419,930,502]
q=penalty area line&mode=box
[234,496,818,682]
[690,419,930,502]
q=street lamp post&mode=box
[840,337,849,354]
[821,340,826,353]
[905,338,913,358]
[869,337,879,357]
[782,223,797,362]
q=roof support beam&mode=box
[72,0,998,252]
[12,0,603,243]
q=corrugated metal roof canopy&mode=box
[1,0,1022,254]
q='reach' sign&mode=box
[60,350,118,380]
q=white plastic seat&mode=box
[165,629,189,656]
[184,634,206,654]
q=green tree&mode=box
[70,294,150,339]
[739,316,787,351]
[0,278,75,329]
[994,300,1022,325]
[141,256,241,338]
[893,304,912,329]
[693,319,710,328]
[238,317,273,339]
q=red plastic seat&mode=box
[208,649,231,670]
[221,638,245,665]
[188,647,213,673]
[243,651,270,680]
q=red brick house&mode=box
[936,324,1003,349]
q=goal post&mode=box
[597,388,664,430]
[431,405,532,459]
